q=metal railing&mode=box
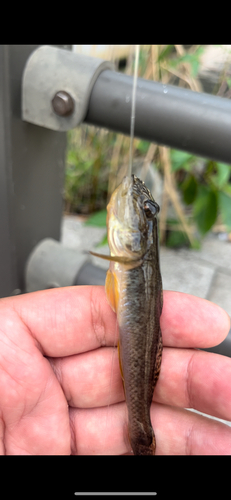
[85,69,231,164]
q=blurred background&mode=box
[65,45,231,249]
[61,44,231,325]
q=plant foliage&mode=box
[64,45,231,248]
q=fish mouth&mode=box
[107,176,147,260]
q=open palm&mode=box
[0,286,230,455]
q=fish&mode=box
[91,174,163,455]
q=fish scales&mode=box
[117,218,163,455]
[91,175,163,455]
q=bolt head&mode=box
[52,91,74,117]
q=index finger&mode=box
[162,290,230,348]
[1,287,229,357]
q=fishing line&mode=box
[128,44,140,178]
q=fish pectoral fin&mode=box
[90,251,113,261]
[90,251,134,264]
[105,269,119,313]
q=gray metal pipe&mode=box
[74,261,106,286]
[25,238,106,292]
[85,70,231,164]
[202,327,231,358]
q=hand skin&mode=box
[0,287,230,455]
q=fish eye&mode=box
[143,200,159,219]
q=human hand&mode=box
[0,287,230,455]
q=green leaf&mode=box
[169,46,204,78]
[210,162,231,189]
[191,238,201,250]
[67,150,78,164]
[96,233,108,247]
[166,230,189,248]
[194,46,204,58]
[193,186,218,234]
[227,77,231,89]
[171,150,195,172]
[224,184,231,196]
[216,163,231,187]
[191,59,200,77]
[157,45,174,62]
[181,174,198,204]
[190,47,204,76]
[136,140,150,154]
[218,190,231,229]
[85,209,107,227]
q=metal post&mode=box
[0,45,70,298]
[0,46,17,297]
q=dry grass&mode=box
[68,45,205,245]
[138,44,203,245]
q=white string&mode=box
[128,44,140,178]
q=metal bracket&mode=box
[22,45,115,131]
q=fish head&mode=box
[107,175,160,261]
